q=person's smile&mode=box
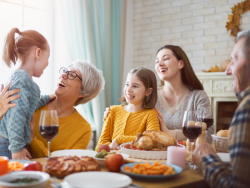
[57,81,66,89]
[125,93,135,100]
[158,67,168,74]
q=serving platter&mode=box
[120,162,182,180]
[120,145,167,160]
[51,149,97,157]
[64,171,132,188]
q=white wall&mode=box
[132,0,250,74]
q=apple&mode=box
[23,161,42,171]
[95,144,110,153]
[105,154,124,172]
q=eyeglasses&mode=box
[59,67,82,81]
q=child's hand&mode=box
[30,113,35,141]
[12,148,32,160]
[49,93,56,101]
[0,81,20,118]
[103,105,112,121]
[109,139,119,150]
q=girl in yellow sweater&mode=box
[98,67,160,149]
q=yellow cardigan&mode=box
[29,105,92,158]
[98,105,160,145]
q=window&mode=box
[0,0,52,94]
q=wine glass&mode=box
[39,110,59,158]
[182,110,202,170]
[200,107,214,130]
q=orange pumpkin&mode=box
[220,60,231,72]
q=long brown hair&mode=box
[157,45,203,90]
[120,67,158,109]
[2,28,48,67]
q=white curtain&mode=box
[52,0,105,142]
[49,0,125,143]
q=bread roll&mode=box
[216,130,228,137]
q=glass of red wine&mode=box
[182,110,202,170]
[39,110,59,158]
[200,106,214,130]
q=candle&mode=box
[167,146,186,171]
[0,156,9,176]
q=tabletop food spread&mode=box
[0,128,231,188]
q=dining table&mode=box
[32,157,208,188]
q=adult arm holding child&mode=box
[0,82,20,118]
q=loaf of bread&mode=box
[44,156,101,178]
[216,130,228,137]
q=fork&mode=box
[50,176,62,188]
[50,177,74,188]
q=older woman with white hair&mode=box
[27,60,105,158]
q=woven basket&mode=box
[211,134,229,153]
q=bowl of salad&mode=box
[0,171,49,188]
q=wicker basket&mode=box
[211,134,229,153]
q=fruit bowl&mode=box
[94,153,129,167]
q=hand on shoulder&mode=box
[0,81,20,118]
[103,105,113,121]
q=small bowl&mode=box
[94,153,130,167]
[0,171,50,188]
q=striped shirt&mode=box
[201,86,250,188]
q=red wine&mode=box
[183,126,202,140]
[202,118,214,129]
[39,125,58,141]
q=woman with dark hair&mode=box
[154,45,213,142]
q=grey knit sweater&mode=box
[155,86,214,143]
[0,70,50,153]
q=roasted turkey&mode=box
[131,130,177,150]
[44,156,101,178]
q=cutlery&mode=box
[51,177,74,188]
[50,177,62,188]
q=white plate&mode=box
[94,153,130,167]
[0,171,50,188]
[64,171,132,188]
[51,149,97,157]
[217,153,230,162]
[121,144,167,160]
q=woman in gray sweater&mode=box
[154,45,213,143]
